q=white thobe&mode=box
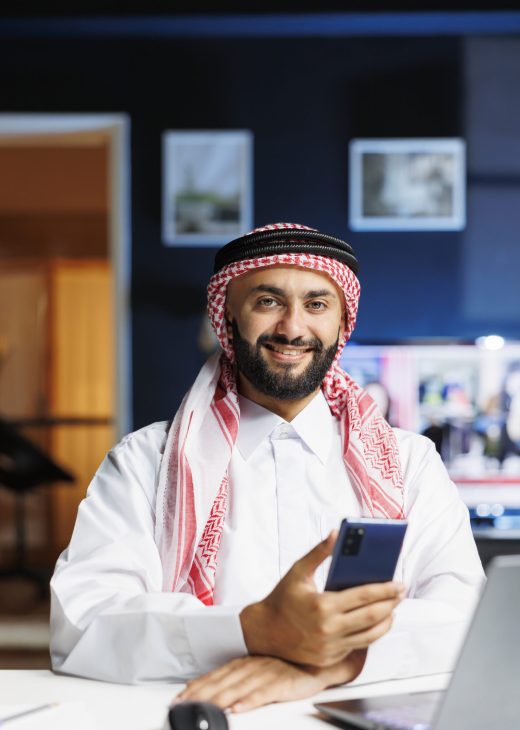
[50,392,485,684]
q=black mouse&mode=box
[168,701,229,730]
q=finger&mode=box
[231,681,284,713]
[206,659,281,709]
[317,615,395,666]
[293,531,338,578]
[331,596,400,636]
[177,663,238,699]
[328,581,405,613]
[177,658,256,702]
[230,666,296,713]
[340,614,394,651]
[230,667,321,713]
[231,689,275,712]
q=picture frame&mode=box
[162,130,253,246]
[349,138,466,232]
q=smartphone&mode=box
[324,518,407,591]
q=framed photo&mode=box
[349,138,466,231]
[162,130,253,246]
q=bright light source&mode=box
[476,503,490,517]
[475,335,505,351]
[491,503,505,517]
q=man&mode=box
[50,223,484,712]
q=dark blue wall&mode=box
[1,29,519,428]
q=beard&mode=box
[231,319,339,401]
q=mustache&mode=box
[256,333,323,351]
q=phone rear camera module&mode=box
[342,526,363,556]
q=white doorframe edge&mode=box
[0,113,132,438]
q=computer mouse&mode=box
[168,701,229,730]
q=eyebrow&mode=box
[250,285,337,299]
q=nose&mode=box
[274,304,307,342]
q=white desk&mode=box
[0,670,450,729]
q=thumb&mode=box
[294,530,338,578]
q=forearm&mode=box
[50,576,247,683]
[240,600,274,656]
[176,650,369,711]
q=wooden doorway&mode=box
[0,115,131,565]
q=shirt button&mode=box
[272,425,290,439]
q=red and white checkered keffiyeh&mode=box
[155,224,404,605]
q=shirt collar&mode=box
[236,390,335,464]
[291,390,335,464]
[237,395,284,460]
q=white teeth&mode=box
[271,347,305,356]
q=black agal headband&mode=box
[213,226,359,275]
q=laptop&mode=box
[315,555,520,730]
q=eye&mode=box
[256,297,279,308]
[306,300,327,311]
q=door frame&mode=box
[0,113,132,437]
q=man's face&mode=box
[225,266,345,401]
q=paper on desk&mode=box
[0,703,91,729]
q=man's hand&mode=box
[240,531,404,668]
[173,650,367,713]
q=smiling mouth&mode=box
[262,343,314,357]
